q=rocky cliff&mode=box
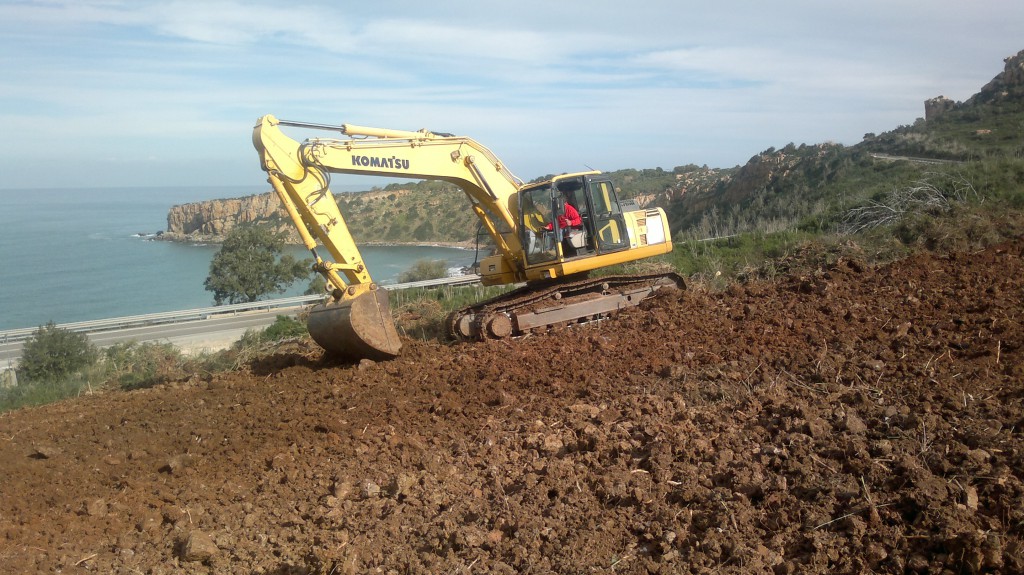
[966,48,1024,105]
[162,192,296,243]
[924,49,1024,120]
[161,185,480,246]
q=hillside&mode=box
[2,235,1022,573]
[161,185,481,246]
[661,49,1024,242]
[160,169,701,246]
[162,193,294,243]
[336,182,479,244]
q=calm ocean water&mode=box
[0,186,476,331]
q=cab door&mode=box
[520,186,559,265]
[586,177,629,253]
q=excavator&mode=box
[252,115,684,360]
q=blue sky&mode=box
[1,0,1022,190]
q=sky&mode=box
[0,0,1022,190]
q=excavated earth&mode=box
[2,239,1023,574]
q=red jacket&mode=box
[545,203,582,230]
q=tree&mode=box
[305,275,327,296]
[204,226,311,305]
[19,322,98,382]
[397,259,449,283]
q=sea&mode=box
[0,186,478,331]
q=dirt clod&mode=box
[30,444,60,459]
[179,530,218,563]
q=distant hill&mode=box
[858,49,1024,162]
[161,168,722,246]
[161,183,482,246]
[336,181,478,244]
[660,49,1024,240]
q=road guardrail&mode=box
[0,274,481,344]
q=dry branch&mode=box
[841,173,978,234]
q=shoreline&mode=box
[151,231,485,251]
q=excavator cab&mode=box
[519,174,629,266]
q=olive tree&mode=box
[204,226,311,305]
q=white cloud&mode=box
[0,0,1022,187]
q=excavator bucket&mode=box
[306,288,402,361]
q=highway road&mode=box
[869,153,962,165]
[0,274,483,371]
[0,305,306,369]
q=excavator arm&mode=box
[254,115,528,279]
[252,115,533,359]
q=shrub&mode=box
[305,275,327,296]
[262,315,308,341]
[397,259,449,283]
[841,174,978,235]
[204,225,311,305]
[389,284,513,341]
[104,341,184,390]
[0,369,103,412]
[234,315,309,353]
[18,322,98,383]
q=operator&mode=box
[554,193,586,256]
[544,198,585,251]
[545,200,582,240]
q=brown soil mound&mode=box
[2,240,1022,574]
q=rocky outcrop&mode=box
[923,49,1024,119]
[924,95,956,120]
[162,193,296,243]
[161,185,480,245]
[964,49,1024,106]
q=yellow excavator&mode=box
[252,115,683,360]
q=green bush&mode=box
[234,315,309,351]
[389,283,512,312]
[397,259,449,283]
[204,225,311,305]
[104,341,184,390]
[389,284,514,341]
[262,315,308,340]
[0,370,102,412]
[305,275,327,296]
[18,322,98,383]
